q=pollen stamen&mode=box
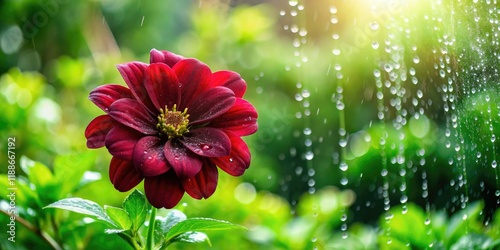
[157,104,189,139]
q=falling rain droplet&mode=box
[424,218,431,225]
[340,177,348,185]
[384,64,393,72]
[339,161,348,171]
[303,127,312,135]
[413,56,420,64]
[305,151,314,160]
[329,6,337,14]
[370,22,380,30]
[400,195,408,203]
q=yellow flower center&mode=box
[157,104,189,139]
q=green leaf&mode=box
[165,218,246,243]
[154,210,187,248]
[19,156,61,205]
[489,239,500,250]
[44,198,116,227]
[0,174,15,199]
[105,229,127,234]
[123,189,149,231]
[174,232,211,246]
[19,156,35,175]
[104,206,132,230]
[158,210,187,234]
[20,156,54,189]
[450,233,493,250]
[380,203,434,248]
[378,235,411,250]
[446,201,484,245]
[8,176,41,208]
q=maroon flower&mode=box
[85,49,258,208]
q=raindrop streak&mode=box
[408,15,434,227]
[388,21,409,217]
[474,0,500,206]
[284,1,319,247]
[281,0,499,245]
[470,1,500,203]
[371,7,392,241]
[436,0,470,217]
[485,93,500,202]
[330,5,349,238]
[422,170,433,233]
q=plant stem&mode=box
[118,233,142,250]
[146,207,157,250]
[0,209,62,250]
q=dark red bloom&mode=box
[85,49,258,208]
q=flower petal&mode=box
[211,71,247,98]
[108,98,157,135]
[181,127,231,157]
[109,157,144,192]
[211,132,251,176]
[133,136,170,177]
[182,159,218,199]
[209,98,258,136]
[116,62,156,113]
[173,58,212,109]
[85,115,116,148]
[187,86,236,126]
[89,84,134,113]
[144,171,184,208]
[144,63,181,110]
[150,49,184,68]
[105,125,143,161]
[164,140,202,178]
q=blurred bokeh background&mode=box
[1,0,499,249]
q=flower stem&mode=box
[117,233,142,250]
[0,209,62,250]
[146,207,157,250]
